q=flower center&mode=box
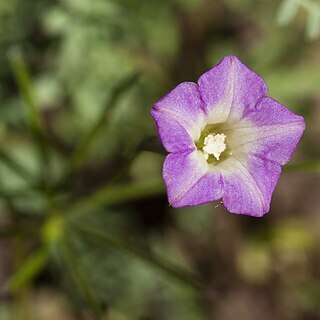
[196,124,231,164]
[202,133,226,161]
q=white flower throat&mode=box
[202,133,226,161]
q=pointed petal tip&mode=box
[153,81,200,109]
[225,55,240,62]
[219,55,246,68]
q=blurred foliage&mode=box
[277,0,320,40]
[0,0,319,319]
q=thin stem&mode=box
[60,235,103,319]
[67,73,140,173]
[8,47,51,192]
[0,149,36,186]
[298,0,320,17]
[7,246,49,293]
[72,222,203,291]
[8,47,42,134]
[68,178,165,216]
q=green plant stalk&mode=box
[7,246,49,293]
[69,178,165,216]
[11,237,33,320]
[61,235,102,319]
[0,149,36,186]
[298,0,320,17]
[67,72,140,173]
[8,48,42,134]
[8,47,51,191]
[72,222,203,291]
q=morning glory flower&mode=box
[151,56,305,217]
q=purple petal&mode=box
[198,56,268,123]
[221,155,281,217]
[151,82,206,153]
[230,97,306,165]
[163,150,223,207]
[151,112,196,153]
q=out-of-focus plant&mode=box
[277,0,320,40]
[1,45,201,319]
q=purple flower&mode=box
[151,56,306,217]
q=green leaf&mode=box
[8,47,51,190]
[7,47,42,134]
[277,0,299,25]
[69,178,165,216]
[60,235,102,319]
[71,222,202,291]
[67,72,140,173]
[0,149,35,186]
[7,247,49,293]
[306,11,320,39]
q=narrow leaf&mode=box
[277,0,299,25]
[69,178,165,216]
[7,247,49,293]
[8,47,51,189]
[306,11,320,39]
[0,149,36,185]
[68,72,140,173]
[60,236,102,319]
[72,222,202,290]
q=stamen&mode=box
[202,133,226,161]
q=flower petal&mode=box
[151,110,196,153]
[198,56,268,124]
[229,97,306,165]
[163,150,223,207]
[151,82,206,153]
[221,155,281,217]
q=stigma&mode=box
[202,133,226,161]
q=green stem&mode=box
[69,178,165,216]
[72,222,202,291]
[8,47,42,134]
[298,0,320,17]
[67,73,140,173]
[7,246,49,293]
[60,235,102,319]
[0,149,36,186]
[8,47,51,191]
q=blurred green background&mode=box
[0,0,319,319]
